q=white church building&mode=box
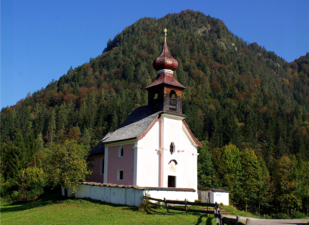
[82,30,202,203]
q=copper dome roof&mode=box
[153,41,178,72]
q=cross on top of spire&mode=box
[164,28,167,42]
[152,27,179,74]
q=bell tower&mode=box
[146,28,186,115]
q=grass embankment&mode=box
[221,204,309,220]
[220,205,260,218]
[0,191,216,225]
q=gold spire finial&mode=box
[164,28,167,42]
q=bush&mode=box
[0,175,22,203]
[45,140,91,192]
[0,175,16,199]
[17,167,46,202]
[292,211,307,219]
[272,213,291,219]
[262,214,271,219]
[138,192,151,212]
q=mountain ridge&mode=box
[0,10,309,158]
[1,10,309,215]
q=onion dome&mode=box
[153,29,178,73]
[146,28,185,90]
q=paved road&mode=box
[224,215,309,225]
[246,218,309,225]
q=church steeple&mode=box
[146,28,186,114]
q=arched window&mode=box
[170,90,177,99]
[168,159,178,165]
[170,142,175,154]
[169,91,177,111]
[154,93,158,100]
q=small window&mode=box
[154,93,158,100]
[119,147,124,157]
[100,158,104,175]
[170,90,177,99]
[170,142,175,154]
[118,170,123,180]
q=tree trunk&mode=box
[65,188,68,197]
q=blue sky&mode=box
[2,0,309,108]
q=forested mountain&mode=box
[1,10,308,216]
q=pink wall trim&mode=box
[107,143,135,185]
[86,154,104,183]
[159,119,164,187]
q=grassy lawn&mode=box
[0,191,216,225]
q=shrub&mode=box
[0,175,16,199]
[138,192,151,212]
[17,167,46,202]
[0,175,24,203]
[45,140,91,193]
[262,214,271,219]
[271,213,291,219]
[292,211,307,219]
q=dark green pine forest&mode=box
[1,10,309,217]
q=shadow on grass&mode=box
[195,214,207,225]
[206,217,214,225]
[1,189,142,214]
[1,188,65,213]
[1,191,216,225]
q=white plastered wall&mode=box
[148,190,197,202]
[126,113,199,203]
[161,115,198,191]
[136,121,160,187]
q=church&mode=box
[87,29,201,193]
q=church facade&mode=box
[87,31,201,194]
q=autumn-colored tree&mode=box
[16,167,46,202]
[44,140,92,194]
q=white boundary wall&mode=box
[148,190,197,202]
[209,191,229,205]
[63,184,197,206]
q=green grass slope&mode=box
[0,192,216,225]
